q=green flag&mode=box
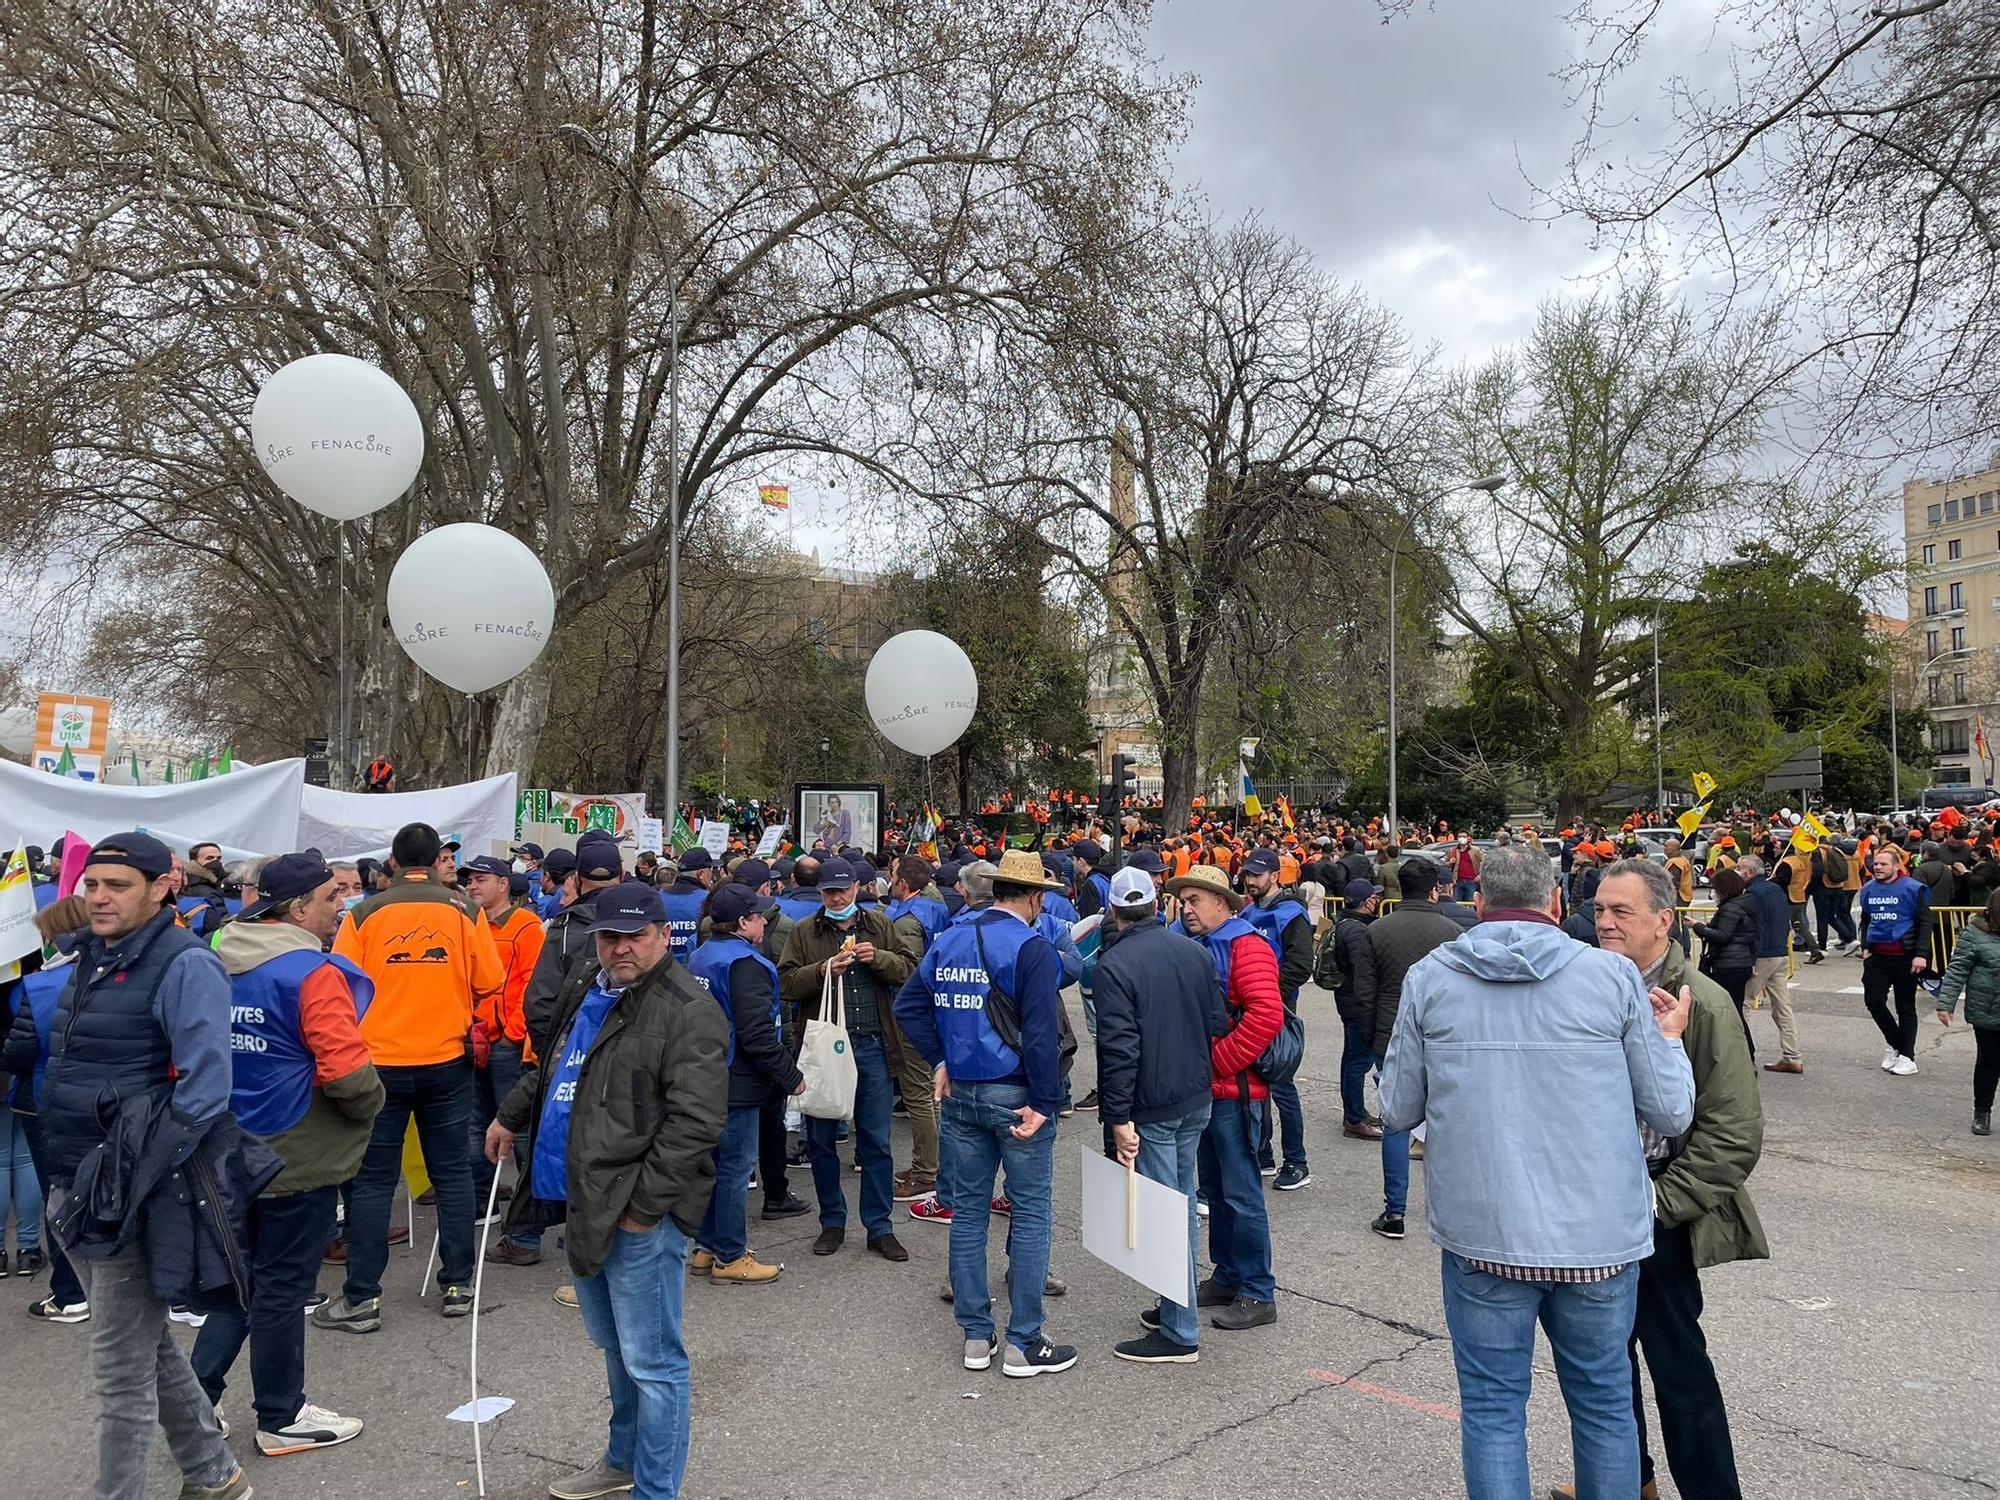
[163,760,174,784]
[130,748,142,783]
[52,744,75,777]
[670,814,698,854]
[191,754,210,782]
[218,747,233,774]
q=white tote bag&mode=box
[795,961,858,1121]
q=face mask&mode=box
[342,895,363,912]
[825,902,858,922]
[511,859,528,874]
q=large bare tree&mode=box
[890,218,1431,828]
[1548,0,1999,458]
[0,0,1178,784]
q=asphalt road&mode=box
[7,957,1996,1499]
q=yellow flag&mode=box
[401,1121,432,1200]
[1788,820,1820,853]
[1692,771,1718,801]
[1676,801,1709,839]
[1803,810,1832,842]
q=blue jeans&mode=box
[469,1042,527,1203]
[806,1033,894,1237]
[1196,1096,1275,1301]
[695,1104,762,1264]
[1455,878,1478,903]
[1257,1078,1308,1170]
[571,1222,692,1500]
[1339,1019,1373,1125]
[192,1186,337,1431]
[1440,1253,1641,1500]
[1373,1056,1409,1215]
[2,1110,41,1252]
[18,1113,83,1305]
[938,1080,1055,1349]
[1139,1104,1210,1348]
[344,1059,476,1302]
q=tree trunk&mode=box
[485,650,555,782]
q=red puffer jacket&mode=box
[1210,931,1282,1102]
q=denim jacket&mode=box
[1379,919,1695,1269]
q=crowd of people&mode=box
[0,794,1991,1499]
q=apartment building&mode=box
[1905,464,2000,785]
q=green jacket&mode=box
[1656,944,1769,1269]
[1937,913,2000,1029]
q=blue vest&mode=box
[686,937,780,1067]
[15,965,67,1105]
[1086,871,1112,911]
[39,906,204,1181]
[1043,891,1079,927]
[1188,915,1257,989]
[1859,876,1927,948]
[888,895,950,954]
[535,888,565,920]
[775,891,822,923]
[228,950,375,1138]
[918,911,1040,1082]
[662,887,706,963]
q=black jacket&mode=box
[719,954,803,1109]
[499,953,729,1278]
[52,1091,281,1310]
[1325,912,1375,1024]
[1693,893,1758,972]
[1435,896,1480,931]
[1357,903,1465,1057]
[1090,918,1226,1129]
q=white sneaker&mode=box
[256,1401,364,1455]
[1881,1046,1899,1072]
[168,1306,208,1327]
[213,1403,227,1438]
[1890,1055,1919,1077]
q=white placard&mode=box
[638,816,664,852]
[753,823,787,858]
[1079,1145,1193,1307]
[698,820,731,859]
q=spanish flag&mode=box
[758,483,791,511]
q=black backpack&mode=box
[1820,843,1849,885]
[972,922,1078,1071]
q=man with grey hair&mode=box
[1737,854,1803,1070]
[1572,857,1763,1500]
[1380,840,1696,1500]
[957,859,997,910]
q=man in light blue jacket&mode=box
[1380,842,1695,1500]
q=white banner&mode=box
[0,756,307,863]
[0,843,38,966]
[697,820,731,859]
[298,773,519,862]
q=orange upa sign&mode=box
[34,693,112,779]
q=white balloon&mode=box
[865,629,978,756]
[251,353,424,519]
[387,524,555,694]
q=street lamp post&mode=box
[558,123,684,829]
[1892,645,1966,811]
[1387,473,1508,842]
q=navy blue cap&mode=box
[1243,848,1282,875]
[711,884,777,924]
[1125,847,1166,875]
[508,871,531,898]
[510,841,545,860]
[773,857,797,879]
[935,861,962,888]
[679,847,714,872]
[732,858,772,889]
[1342,878,1384,905]
[85,831,174,878]
[543,848,577,877]
[239,852,335,918]
[461,855,511,879]
[1072,839,1105,864]
[575,833,622,882]
[584,881,670,934]
[817,857,859,888]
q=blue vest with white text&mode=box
[919,911,1040,1082]
[228,950,374,1138]
[686,937,779,1067]
[662,888,705,963]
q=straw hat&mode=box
[989,848,1064,891]
[1163,863,1245,911]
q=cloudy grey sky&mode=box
[1146,0,1660,366]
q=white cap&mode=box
[1109,867,1156,909]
